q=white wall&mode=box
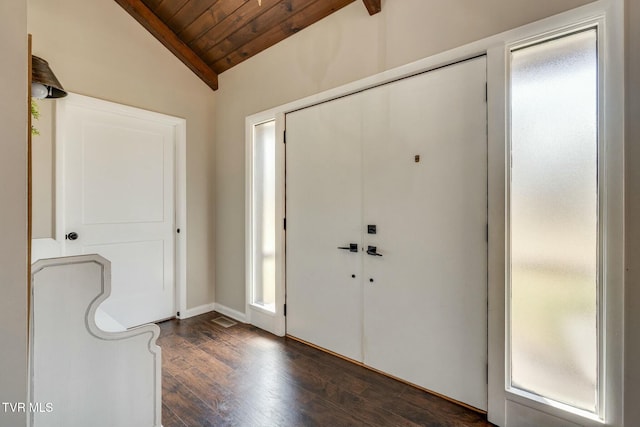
[31,100,53,239]
[214,0,597,312]
[0,0,28,425]
[27,0,217,309]
[625,0,640,424]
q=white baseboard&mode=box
[177,302,247,323]
[178,303,215,319]
[214,303,247,323]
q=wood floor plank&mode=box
[158,313,495,427]
[360,384,483,427]
[161,403,187,427]
[163,372,235,427]
[164,335,236,380]
[286,336,410,394]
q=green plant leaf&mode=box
[31,98,40,136]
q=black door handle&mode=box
[338,243,358,253]
[366,245,383,257]
[66,232,79,241]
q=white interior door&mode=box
[286,94,364,362]
[59,95,176,328]
[361,57,488,410]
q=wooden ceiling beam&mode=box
[114,0,219,90]
[362,0,381,15]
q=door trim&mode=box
[244,110,286,336]
[55,93,188,322]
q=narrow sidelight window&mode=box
[509,29,599,414]
[251,120,276,311]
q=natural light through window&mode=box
[509,29,599,413]
[251,120,276,312]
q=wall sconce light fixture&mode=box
[31,56,67,99]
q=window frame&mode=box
[496,2,624,425]
[245,111,286,336]
[506,24,603,420]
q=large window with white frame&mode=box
[508,27,601,417]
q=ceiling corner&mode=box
[362,0,381,16]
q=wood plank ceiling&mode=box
[114,0,381,90]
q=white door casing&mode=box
[285,57,488,410]
[57,94,186,328]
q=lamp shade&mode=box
[31,55,67,98]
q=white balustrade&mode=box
[29,254,161,427]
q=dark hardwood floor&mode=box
[158,313,495,427]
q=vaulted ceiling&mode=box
[114,0,381,90]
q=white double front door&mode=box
[286,57,488,410]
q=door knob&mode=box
[66,232,79,241]
[366,245,383,256]
[338,243,358,253]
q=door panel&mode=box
[362,57,488,410]
[87,240,171,326]
[81,122,166,224]
[61,97,176,328]
[286,94,364,362]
